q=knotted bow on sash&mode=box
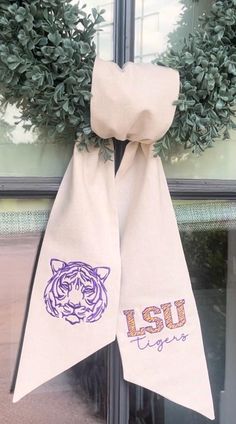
[13,58,214,419]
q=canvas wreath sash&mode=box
[13,58,214,419]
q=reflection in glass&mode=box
[128,200,236,424]
[135,0,182,62]
[0,200,107,423]
[73,0,114,61]
[94,0,114,61]
[135,0,212,62]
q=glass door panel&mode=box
[135,0,212,62]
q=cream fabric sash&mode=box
[13,58,214,419]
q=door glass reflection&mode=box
[73,0,114,61]
[135,0,212,62]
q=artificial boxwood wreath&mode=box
[0,0,235,159]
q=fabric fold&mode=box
[13,57,214,420]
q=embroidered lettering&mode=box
[142,306,164,334]
[123,309,145,337]
[161,299,186,329]
[130,333,188,352]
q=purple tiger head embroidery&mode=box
[44,259,110,325]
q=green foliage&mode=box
[0,0,235,159]
[154,0,236,157]
[0,0,110,156]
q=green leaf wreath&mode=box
[0,0,235,159]
[154,0,236,157]
[0,0,112,159]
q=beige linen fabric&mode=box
[13,58,214,420]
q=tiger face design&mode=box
[44,259,110,325]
